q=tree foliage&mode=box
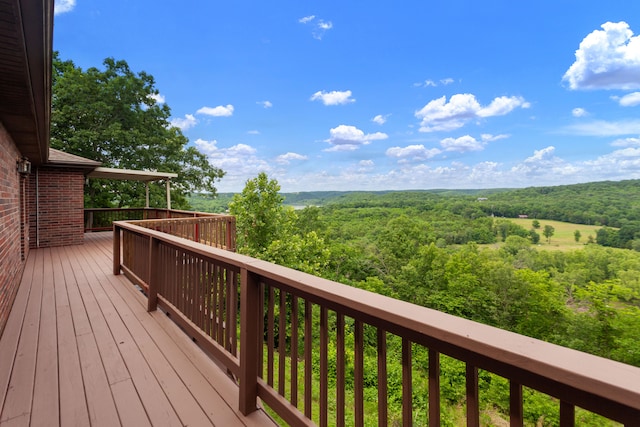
[229,172,287,257]
[51,53,224,208]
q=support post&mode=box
[239,268,260,414]
[145,182,150,208]
[166,179,171,210]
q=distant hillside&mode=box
[189,179,640,228]
[280,189,511,207]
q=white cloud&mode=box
[572,107,588,117]
[617,92,640,106]
[386,145,441,161]
[324,125,388,151]
[194,139,273,190]
[197,104,234,117]
[477,96,530,117]
[298,15,315,24]
[310,90,355,106]
[563,21,640,90]
[299,15,333,40]
[440,135,486,152]
[509,146,581,179]
[359,160,374,168]
[525,146,556,163]
[415,94,529,132]
[481,133,509,142]
[318,20,333,30]
[565,119,640,136]
[54,0,76,15]
[276,152,308,165]
[372,114,389,125]
[581,147,640,177]
[611,137,640,147]
[170,114,197,130]
[258,100,273,108]
[414,78,454,88]
[247,130,260,135]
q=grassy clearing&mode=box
[503,218,603,251]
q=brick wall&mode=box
[0,121,28,337]
[28,166,86,248]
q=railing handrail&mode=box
[84,207,233,233]
[113,220,640,425]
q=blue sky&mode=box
[54,1,640,192]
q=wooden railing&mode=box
[125,217,236,251]
[84,207,222,232]
[113,221,640,427]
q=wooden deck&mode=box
[0,232,277,427]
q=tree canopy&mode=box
[51,53,224,208]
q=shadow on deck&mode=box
[0,232,276,427]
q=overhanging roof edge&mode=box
[88,166,178,182]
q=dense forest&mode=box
[194,177,640,425]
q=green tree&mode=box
[229,172,290,257]
[532,219,540,229]
[51,53,224,208]
[574,229,582,243]
[529,229,541,244]
[543,225,555,244]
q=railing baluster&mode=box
[402,338,412,426]
[304,299,312,419]
[279,289,286,396]
[560,401,575,427]
[510,381,523,427]
[466,364,479,427]
[377,329,388,427]
[230,269,238,356]
[355,320,364,426]
[258,281,264,380]
[429,349,441,427]
[217,264,225,344]
[224,271,238,354]
[291,295,299,407]
[336,314,345,427]
[267,285,275,386]
[320,307,328,427]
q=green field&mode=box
[507,218,604,251]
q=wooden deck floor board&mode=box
[0,232,277,426]
[0,248,37,419]
[0,247,43,424]
[51,244,91,427]
[62,244,131,386]
[30,247,60,427]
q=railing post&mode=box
[466,364,480,427]
[510,381,523,427]
[227,218,236,251]
[113,224,121,275]
[429,349,441,427]
[147,236,159,312]
[239,268,260,415]
[560,402,575,427]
